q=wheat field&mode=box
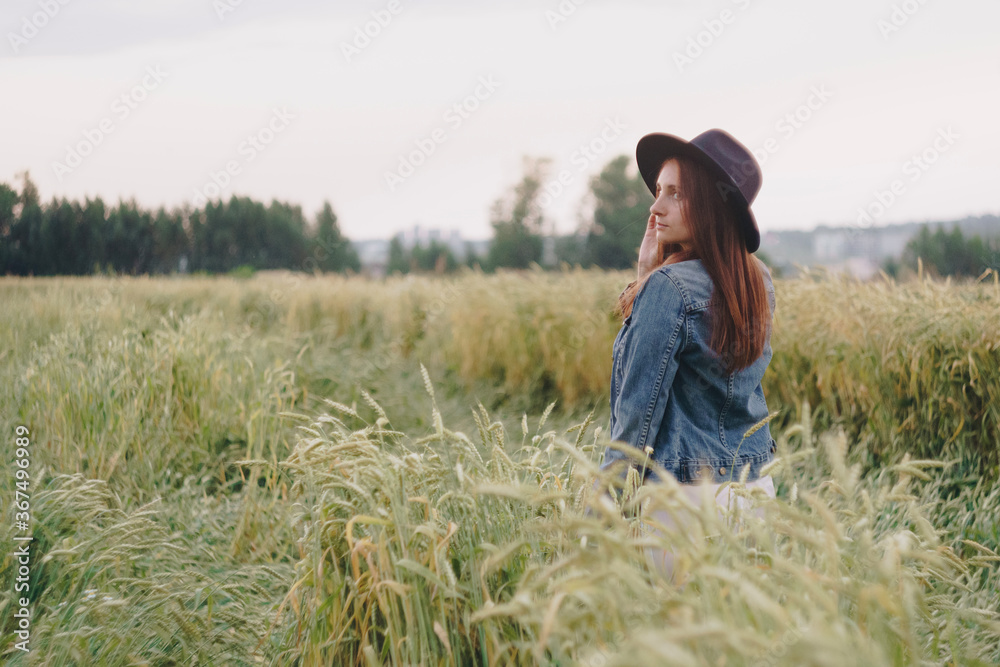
[1,266,998,666]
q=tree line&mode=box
[3,161,992,279]
[883,224,1000,280]
[0,173,360,276]
[0,155,657,277]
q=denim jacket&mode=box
[601,258,777,485]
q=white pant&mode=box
[640,475,775,580]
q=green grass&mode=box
[0,270,998,666]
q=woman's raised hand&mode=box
[636,213,662,279]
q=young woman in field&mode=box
[597,128,778,578]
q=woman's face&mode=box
[651,159,693,251]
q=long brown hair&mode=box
[613,154,772,376]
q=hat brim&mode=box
[636,133,760,253]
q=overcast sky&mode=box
[1,0,997,241]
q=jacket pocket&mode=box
[611,317,631,399]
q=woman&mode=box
[596,128,778,577]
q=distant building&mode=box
[876,227,911,258]
[825,257,881,281]
[813,229,847,260]
[541,236,556,267]
[765,214,999,281]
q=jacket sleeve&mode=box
[607,271,686,465]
